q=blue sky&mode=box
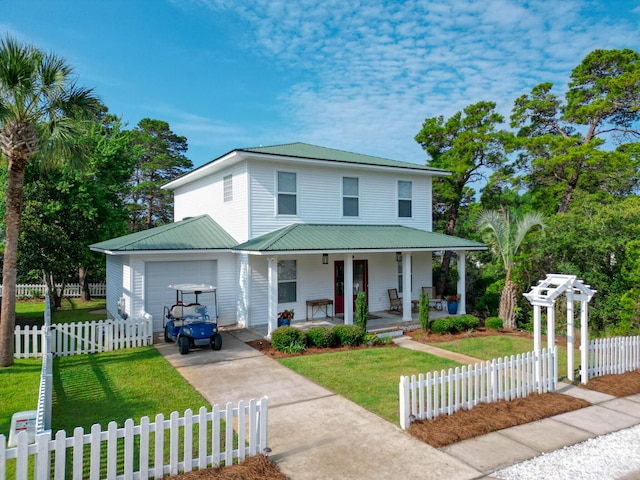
[3,0,640,169]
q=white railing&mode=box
[587,335,640,380]
[1,398,269,480]
[2,283,107,298]
[399,347,557,429]
[14,315,154,359]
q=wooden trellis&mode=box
[523,274,595,384]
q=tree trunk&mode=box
[499,279,519,329]
[0,161,27,367]
[79,266,91,301]
[558,171,580,214]
[43,272,63,311]
[435,204,459,295]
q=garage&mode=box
[145,260,217,332]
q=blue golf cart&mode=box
[163,284,222,354]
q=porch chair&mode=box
[387,288,403,312]
[421,286,444,311]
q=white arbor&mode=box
[523,274,595,384]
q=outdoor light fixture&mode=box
[396,252,402,262]
[322,253,329,265]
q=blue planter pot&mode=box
[447,301,458,315]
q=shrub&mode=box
[271,326,307,352]
[355,292,369,331]
[430,318,454,334]
[306,327,336,348]
[419,291,430,331]
[280,339,307,354]
[457,314,479,331]
[485,317,503,331]
[333,325,366,346]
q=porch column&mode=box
[344,255,354,325]
[402,253,412,321]
[267,257,278,338]
[566,289,575,381]
[457,251,466,314]
[237,253,249,328]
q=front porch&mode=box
[249,307,453,338]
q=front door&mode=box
[334,260,368,314]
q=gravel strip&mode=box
[493,425,640,480]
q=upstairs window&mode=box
[277,172,297,215]
[342,177,359,217]
[398,180,412,218]
[223,174,233,202]
[278,260,297,303]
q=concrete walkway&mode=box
[155,330,640,479]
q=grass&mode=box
[16,298,107,326]
[53,346,208,432]
[0,359,42,435]
[278,347,462,422]
[430,336,578,380]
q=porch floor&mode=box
[248,307,453,337]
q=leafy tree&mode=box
[17,112,134,307]
[415,101,510,295]
[126,118,192,231]
[510,49,640,214]
[0,36,99,367]
[475,209,546,329]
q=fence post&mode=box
[399,376,410,430]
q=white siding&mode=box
[105,255,127,319]
[248,161,433,238]
[173,163,249,242]
[248,256,268,326]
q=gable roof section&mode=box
[89,215,237,253]
[163,142,448,190]
[234,224,486,253]
[238,143,447,173]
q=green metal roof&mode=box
[89,215,237,252]
[239,143,446,173]
[234,224,486,252]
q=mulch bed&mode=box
[168,454,286,479]
[407,326,573,347]
[245,338,397,359]
[408,393,591,448]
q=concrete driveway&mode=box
[155,330,482,480]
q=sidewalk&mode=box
[155,329,640,479]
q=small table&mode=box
[306,299,334,321]
[411,300,419,313]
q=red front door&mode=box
[334,260,368,314]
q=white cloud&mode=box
[186,0,639,162]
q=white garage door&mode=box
[145,260,217,332]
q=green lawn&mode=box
[0,359,42,435]
[431,336,579,380]
[16,298,108,326]
[53,346,208,432]
[278,347,462,423]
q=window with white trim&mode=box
[397,257,413,294]
[398,180,412,218]
[342,177,359,216]
[278,260,297,303]
[277,172,297,215]
[223,174,233,202]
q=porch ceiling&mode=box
[233,224,486,253]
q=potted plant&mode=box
[278,309,294,327]
[446,294,460,315]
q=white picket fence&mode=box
[1,398,269,480]
[399,347,557,429]
[587,335,640,379]
[14,316,154,359]
[2,283,107,298]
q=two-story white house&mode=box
[91,143,485,336]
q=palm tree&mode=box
[475,209,546,329]
[0,36,100,367]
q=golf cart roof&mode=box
[168,284,217,294]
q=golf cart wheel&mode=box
[178,336,190,355]
[164,327,171,343]
[211,333,222,351]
